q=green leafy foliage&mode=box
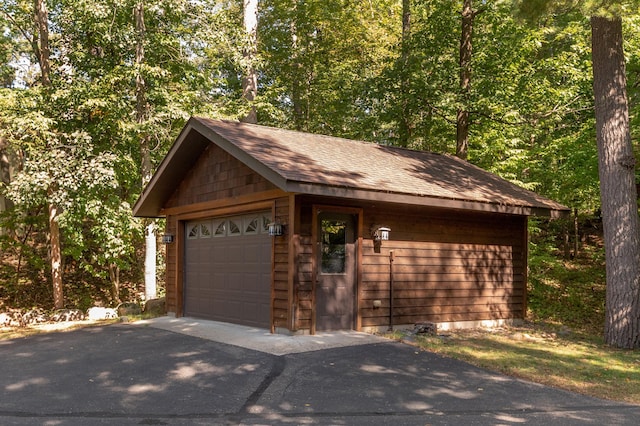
[1,0,224,307]
[259,0,400,137]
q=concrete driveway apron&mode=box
[1,318,638,425]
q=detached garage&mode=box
[134,117,568,334]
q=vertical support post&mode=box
[287,195,297,333]
[388,250,394,331]
[522,217,529,320]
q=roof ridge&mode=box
[193,116,451,158]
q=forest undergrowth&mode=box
[527,217,607,336]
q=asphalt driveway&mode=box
[1,321,639,425]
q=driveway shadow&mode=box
[1,323,638,425]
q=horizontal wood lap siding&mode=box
[165,143,277,209]
[293,201,314,331]
[165,215,179,314]
[361,210,527,327]
[272,197,290,329]
[294,235,314,330]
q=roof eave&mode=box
[284,181,570,218]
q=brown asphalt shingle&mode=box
[197,117,568,212]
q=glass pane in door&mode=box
[320,219,347,274]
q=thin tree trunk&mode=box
[291,1,304,130]
[289,1,313,131]
[0,137,14,236]
[591,15,640,349]
[48,195,63,309]
[135,2,148,131]
[109,264,121,305]
[135,1,156,301]
[456,0,474,160]
[144,223,156,300]
[573,208,579,258]
[398,0,412,147]
[35,0,63,309]
[241,0,258,124]
[563,222,571,259]
[34,0,50,87]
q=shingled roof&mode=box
[133,117,569,217]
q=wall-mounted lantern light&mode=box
[371,225,390,253]
[267,221,284,237]
[372,226,391,242]
[162,234,175,244]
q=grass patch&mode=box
[0,319,120,340]
[397,324,640,404]
[0,313,161,340]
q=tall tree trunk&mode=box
[135,1,156,302]
[35,0,63,309]
[456,0,474,160]
[289,1,313,131]
[34,0,50,87]
[398,0,412,147]
[135,2,151,184]
[290,1,304,131]
[591,15,640,349]
[241,0,258,124]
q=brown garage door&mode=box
[184,212,272,328]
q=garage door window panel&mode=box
[260,215,271,233]
[188,224,199,239]
[213,219,226,237]
[244,215,260,235]
[228,219,241,236]
[200,222,212,238]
